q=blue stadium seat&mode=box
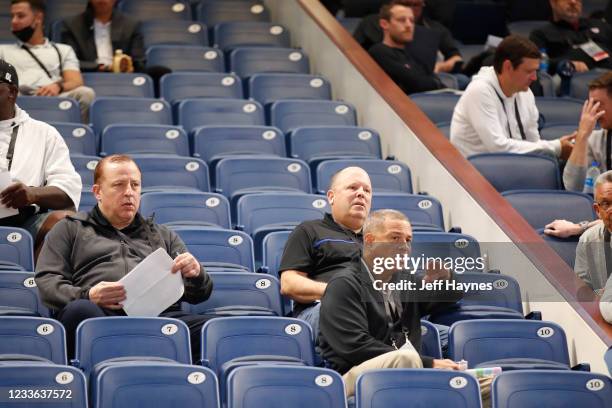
[141,20,209,49]
[371,193,444,231]
[449,319,572,371]
[177,99,265,134]
[538,229,580,268]
[146,45,224,72]
[160,73,243,105]
[100,124,189,156]
[90,97,172,135]
[0,272,49,317]
[214,22,290,50]
[411,93,461,124]
[227,366,345,408]
[437,122,451,139]
[539,71,555,97]
[605,347,612,376]
[0,364,87,407]
[83,73,154,98]
[436,72,459,90]
[468,153,562,192]
[412,232,482,271]
[492,370,612,408]
[0,227,34,271]
[535,97,583,127]
[420,320,442,359]
[570,71,603,100]
[501,190,595,229]
[249,74,332,107]
[355,369,481,408]
[337,17,361,34]
[93,363,220,408]
[132,155,210,192]
[70,155,99,187]
[17,96,81,123]
[215,157,311,209]
[74,317,192,375]
[315,159,412,194]
[197,2,270,27]
[183,272,283,316]
[540,123,576,141]
[229,47,310,78]
[139,191,231,228]
[271,100,357,133]
[261,230,291,279]
[170,227,255,272]
[0,317,65,364]
[117,0,192,21]
[79,190,97,213]
[49,122,96,156]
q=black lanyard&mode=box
[606,130,611,171]
[605,229,611,280]
[493,88,527,140]
[21,42,63,80]
[6,125,18,171]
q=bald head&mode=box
[326,167,372,232]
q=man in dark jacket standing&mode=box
[35,154,213,357]
[319,209,462,396]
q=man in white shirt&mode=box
[0,58,82,257]
[450,35,574,159]
[1,0,95,122]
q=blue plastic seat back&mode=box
[451,272,523,313]
[411,93,460,124]
[371,193,444,231]
[227,366,345,408]
[146,45,224,72]
[316,159,412,194]
[70,155,99,188]
[412,232,482,271]
[468,153,561,192]
[17,96,80,123]
[185,272,283,316]
[197,2,270,27]
[605,347,612,376]
[270,100,357,134]
[79,190,97,213]
[249,74,331,106]
[160,73,243,105]
[83,73,154,98]
[0,272,49,317]
[100,124,189,156]
[141,20,209,48]
[289,126,381,163]
[140,191,231,229]
[448,319,570,367]
[437,122,451,139]
[201,316,315,372]
[132,155,210,192]
[538,229,579,268]
[178,98,265,134]
[229,47,310,78]
[261,230,291,279]
[492,370,612,408]
[538,71,555,97]
[90,97,172,135]
[0,15,12,43]
[535,97,583,127]
[94,363,220,408]
[170,227,255,271]
[0,316,66,364]
[192,125,285,164]
[117,0,192,20]
[420,321,442,359]
[570,71,604,100]
[540,123,576,141]
[0,227,34,271]
[0,364,87,407]
[355,369,481,408]
[502,190,596,229]
[214,21,290,51]
[50,122,97,156]
[75,317,192,375]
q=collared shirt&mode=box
[0,39,80,88]
[94,19,113,66]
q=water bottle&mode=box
[539,48,549,73]
[584,161,601,195]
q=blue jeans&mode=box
[297,303,321,345]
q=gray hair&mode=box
[595,170,612,194]
[363,209,409,235]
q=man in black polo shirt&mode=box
[279,166,372,340]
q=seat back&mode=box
[540,123,576,141]
[249,74,331,106]
[452,272,523,313]
[50,122,96,156]
[535,97,583,127]
[83,73,154,98]
[229,47,309,78]
[411,93,460,124]
[70,155,99,188]
[90,97,172,135]
[412,232,482,271]
[160,73,243,104]
[79,190,97,213]
[0,227,34,271]
[214,21,290,50]
[570,71,603,100]
[197,2,270,27]
[140,192,231,229]
[141,20,208,48]
[177,99,265,134]
[261,230,291,278]
[316,159,412,194]
[538,229,579,268]
[270,100,357,133]
[420,321,442,359]
[117,0,192,20]
[132,155,210,192]
[0,272,49,317]
[289,126,381,163]
[0,317,65,364]
[371,193,444,231]
[146,45,224,72]
[100,124,189,156]
[17,96,80,123]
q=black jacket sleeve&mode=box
[59,19,100,72]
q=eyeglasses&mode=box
[596,201,612,211]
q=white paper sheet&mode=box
[119,247,184,317]
[0,172,18,219]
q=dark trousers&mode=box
[57,299,211,362]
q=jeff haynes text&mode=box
[372,279,493,292]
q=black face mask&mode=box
[12,25,35,43]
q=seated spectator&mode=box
[564,72,612,192]
[0,58,81,258]
[35,154,213,358]
[368,1,444,94]
[1,0,95,123]
[530,0,612,74]
[544,218,600,237]
[318,209,463,397]
[575,170,612,295]
[451,35,574,158]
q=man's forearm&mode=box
[280,271,327,303]
[31,186,74,210]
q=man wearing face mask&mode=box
[0,0,95,123]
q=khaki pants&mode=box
[61,86,95,123]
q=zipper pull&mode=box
[402,328,410,343]
[391,336,398,350]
